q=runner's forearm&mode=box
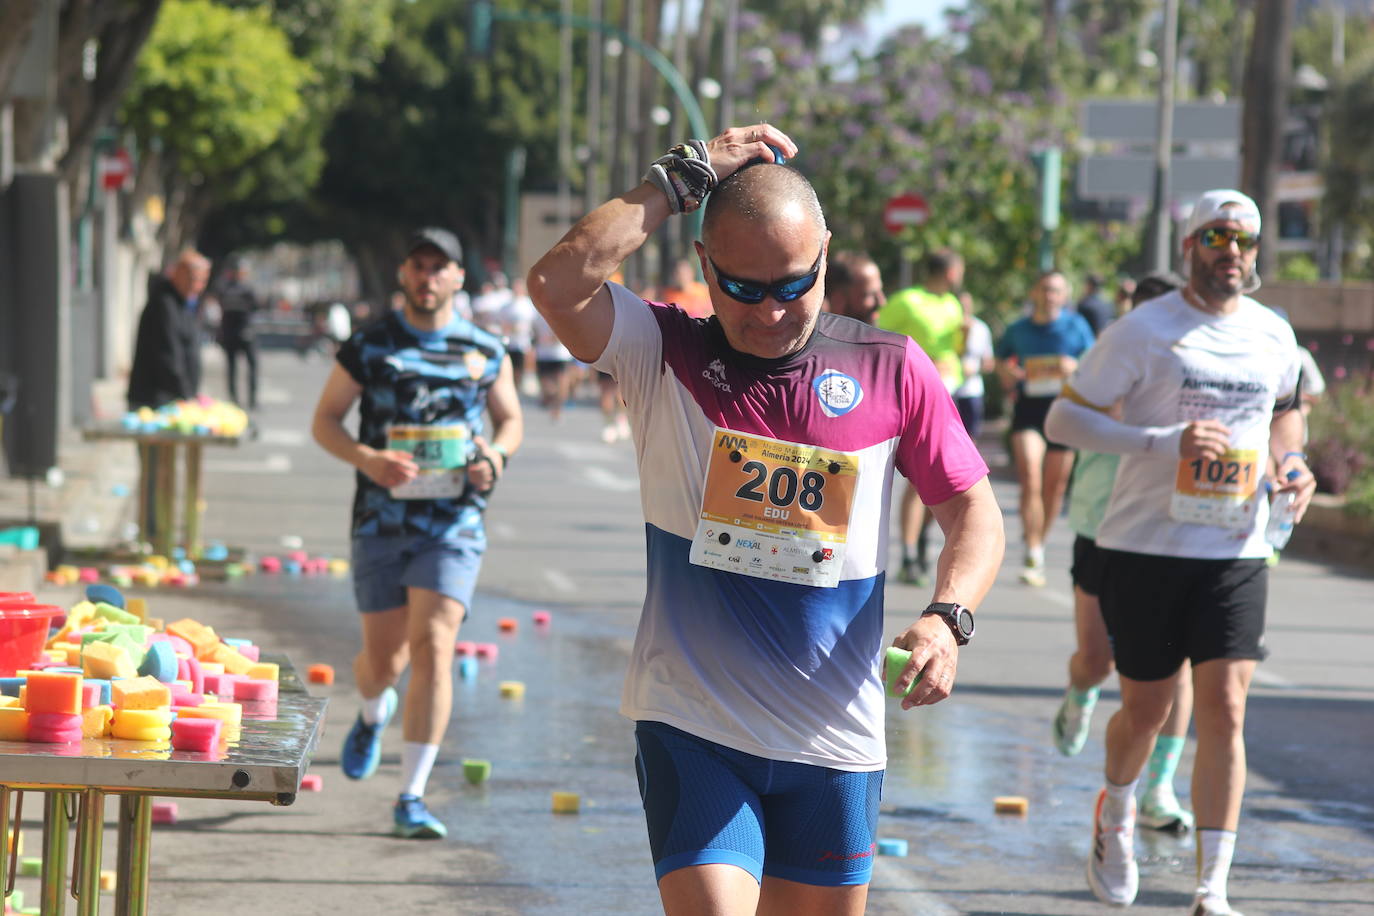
[527,183,672,316]
[1045,396,1185,456]
[927,478,1004,612]
[312,412,376,471]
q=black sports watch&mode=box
[922,602,975,646]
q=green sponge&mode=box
[884,646,923,698]
[462,759,491,785]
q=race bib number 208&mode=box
[688,429,859,588]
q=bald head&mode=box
[701,164,826,248]
[169,248,210,300]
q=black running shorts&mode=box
[1096,548,1268,681]
[1070,534,1107,598]
[1009,395,1071,452]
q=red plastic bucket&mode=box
[0,605,64,676]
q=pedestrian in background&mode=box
[214,258,263,412]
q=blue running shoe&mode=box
[340,686,397,780]
[393,794,447,839]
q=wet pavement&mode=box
[9,348,1372,914]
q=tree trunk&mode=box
[0,0,41,102]
[1241,0,1294,277]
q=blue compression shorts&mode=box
[633,720,884,887]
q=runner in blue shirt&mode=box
[312,227,523,838]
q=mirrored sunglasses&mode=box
[1197,227,1260,251]
[708,249,823,304]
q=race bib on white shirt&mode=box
[1169,448,1262,529]
[689,428,859,588]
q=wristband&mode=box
[492,443,510,467]
[1281,451,1307,463]
[643,140,718,214]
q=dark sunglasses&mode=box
[708,249,823,304]
[1197,227,1260,251]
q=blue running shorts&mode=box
[351,531,486,613]
[633,720,883,887]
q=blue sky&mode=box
[863,1,948,41]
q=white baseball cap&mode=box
[1182,189,1261,243]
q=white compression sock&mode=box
[1102,777,1139,824]
[1196,828,1237,904]
[399,742,440,799]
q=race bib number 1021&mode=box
[688,429,859,588]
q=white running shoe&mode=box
[1087,789,1139,906]
[1190,893,1244,915]
[1019,562,1047,587]
[1052,687,1098,756]
[1139,783,1195,834]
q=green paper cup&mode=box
[884,646,923,698]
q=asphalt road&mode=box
[15,348,1373,915]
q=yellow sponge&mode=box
[82,705,113,738]
[82,641,138,680]
[207,642,253,675]
[551,791,581,814]
[994,796,1029,815]
[246,661,279,682]
[110,676,171,710]
[0,707,29,741]
[110,708,173,741]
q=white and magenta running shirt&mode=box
[593,283,988,771]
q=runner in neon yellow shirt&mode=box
[877,250,966,585]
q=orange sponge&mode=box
[166,618,220,660]
[110,676,172,710]
[306,663,334,685]
[25,672,83,715]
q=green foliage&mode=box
[120,0,311,180]
[739,19,1137,324]
[1278,253,1321,283]
[313,0,565,265]
[1323,54,1374,266]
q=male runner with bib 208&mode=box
[527,125,1003,915]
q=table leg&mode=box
[1,787,11,903]
[183,442,203,560]
[153,444,176,560]
[136,443,153,548]
[40,791,71,916]
[114,796,150,916]
[71,789,102,916]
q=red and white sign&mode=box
[99,148,133,191]
[883,192,928,235]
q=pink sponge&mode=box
[259,556,282,574]
[151,801,178,824]
[27,712,83,743]
[475,643,499,660]
[170,717,221,752]
[231,678,278,702]
[185,654,204,695]
[454,641,476,655]
[300,773,323,792]
[235,644,260,663]
[168,684,203,707]
[533,610,552,626]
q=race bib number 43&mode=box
[689,429,859,588]
[387,423,470,500]
[1169,448,1260,529]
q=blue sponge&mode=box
[138,640,179,683]
[458,657,479,680]
[85,583,126,609]
[876,838,908,857]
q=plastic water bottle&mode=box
[1265,469,1302,549]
